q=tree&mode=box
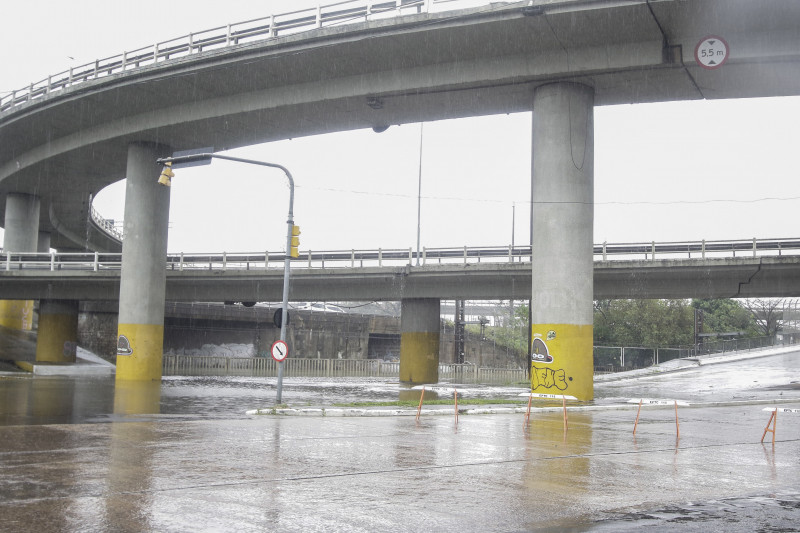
[593,299,694,347]
[692,299,759,336]
[740,298,797,336]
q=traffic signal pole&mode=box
[156,153,295,404]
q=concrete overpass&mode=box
[3,0,800,396]
[2,0,798,250]
[3,245,800,301]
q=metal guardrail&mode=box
[164,336,793,380]
[2,238,800,272]
[0,0,499,114]
[594,335,794,373]
[89,206,124,241]
[161,355,527,383]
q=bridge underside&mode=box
[2,0,800,250]
[3,0,800,389]
[2,257,799,302]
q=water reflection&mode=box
[521,411,593,526]
[113,381,161,416]
[0,376,114,425]
[0,375,529,426]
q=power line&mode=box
[298,183,800,207]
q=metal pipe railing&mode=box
[0,0,498,113]
[2,238,800,272]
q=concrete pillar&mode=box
[530,82,594,401]
[116,142,171,381]
[0,193,39,330]
[36,300,79,362]
[37,231,51,253]
[399,298,440,384]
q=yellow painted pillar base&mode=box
[116,323,164,381]
[399,332,439,384]
[36,312,78,363]
[530,324,593,401]
[0,300,34,330]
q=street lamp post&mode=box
[156,152,294,404]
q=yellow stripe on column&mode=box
[399,331,439,384]
[36,312,78,363]
[530,324,593,402]
[0,300,34,330]
[116,323,164,381]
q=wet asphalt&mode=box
[0,349,798,532]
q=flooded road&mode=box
[1,350,798,531]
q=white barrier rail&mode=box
[3,238,800,272]
[162,355,527,383]
[0,0,501,113]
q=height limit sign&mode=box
[695,35,729,70]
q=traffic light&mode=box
[157,162,174,187]
[290,225,301,258]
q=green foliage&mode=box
[594,299,695,347]
[692,299,760,336]
[594,298,760,348]
[481,304,529,360]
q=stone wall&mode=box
[78,302,119,363]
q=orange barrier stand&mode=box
[523,394,533,428]
[454,389,459,426]
[761,409,777,444]
[628,398,688,438]
[760,407,799,444]
[633,399,643,435]
[520,393,577,433]
[416,386,425,422]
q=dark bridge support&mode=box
[530,83,595,401]
[36,300,79,362]
[399,298,440,384]
[116,142,171,381]
[0,193,39,331]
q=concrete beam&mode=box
[2,257,800,302]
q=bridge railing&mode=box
[3,238,800,272]
[161,355,528,384]
[595,238,800,261]
[0,0,497,114]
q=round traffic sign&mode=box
[270,340,289,362]
[695,35,729,70]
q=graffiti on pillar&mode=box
[117,335,133,356]
[63,341,77,358]
[532,367,569,391]
[531,330,571,392]
[21,301,32,330]
[531,331,555,364]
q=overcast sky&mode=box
[2,1,798,254]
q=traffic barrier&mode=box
[520,393,577,432]
[629,398,690,437]
[761,407,800,444]
[454,389,459,427]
